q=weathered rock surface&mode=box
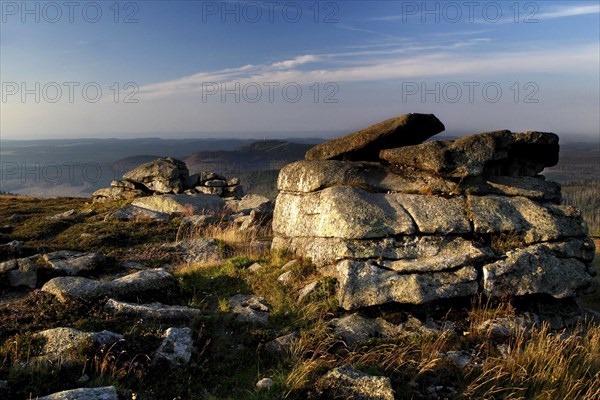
[42,268,176,302]
[277,160,561,202]
[92,186,146,203]
[43,251,106,276]
[265,332,299,354]
[105,299,203,321]
[35,327,123,361]
[305,113,444,161]
[468,195,586,243]
[336,261,479,310]
[132,194,224,215]
[228,294,271,325]
[153,327,194,367]
[330,314,435,347]
[380,130,559,178]
[1,257,37,288]
[171,238,224,264]
[272,121,595,313]
[123,157,189,194]
[483,243,598,299]
[104,204,171,221]
[318,365,395,400]
[37,386,118,400]
[274,236,491,269]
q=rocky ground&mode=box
[1,194,598,400]
[1,116,599,399]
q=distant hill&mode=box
[184,140,313,175]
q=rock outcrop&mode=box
[272,114,597,311]
[92,157,242,203]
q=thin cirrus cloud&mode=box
[138,42,598,99]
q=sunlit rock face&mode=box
[272,114,597,310]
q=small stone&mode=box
[265,332,299,354]
[256,378,274,390]
[298,281,322,302]
[153,327,194,367]
[281,260,299,271]
[445,351,471,369]
[277,271,293,285]
[228,294,271,325]
[248,262,264,273]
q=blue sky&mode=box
[1,0,599,140]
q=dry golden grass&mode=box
[463,322,600,400]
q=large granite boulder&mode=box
[305,113,445,161]
[272,116,597,314]
[123,157,189,194]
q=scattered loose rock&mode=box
[318,365,395,400]
[153,327,194,367]
[228,294,271,325]
[42,268,176,302]
[37,386,118,400]
[43,251,106,276]
[105,299,203,321]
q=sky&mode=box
[0,0,599,140]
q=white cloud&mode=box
[537,4,600,19]
[272,55,319,68]
[139,43,598,99]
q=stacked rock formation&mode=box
[92,157,241,202]
[272,114,598,311]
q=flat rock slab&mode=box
[43,251,106,276]
[380,130,559,178]
[331,313,434,347]
[42,268,176,302]
[37,386,118,400]
[319,365,395,400]
[468,195,587,243]
[305,113,444,161]
[153,327,194,367]
[277,160,561,202]
[35,327,122,362]
[171,238,224,264]
[336,260,478,310]
[105,204,171,221]
[228,294,271,325]
[105,299,203,321]
[92,186,147,203]
[483,243,598,299]
[132,194,224,215]
[273,235,491,270]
